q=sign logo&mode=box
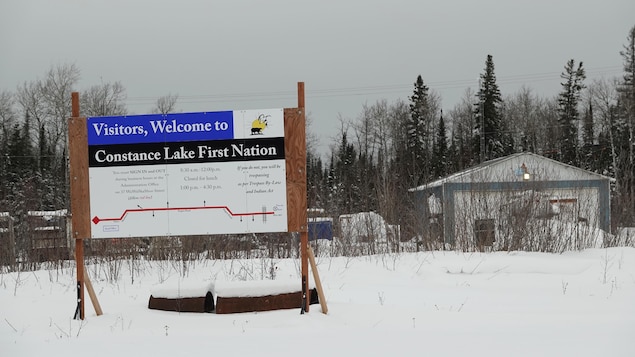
[251,114,270,135]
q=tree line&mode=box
[0,26,634,259]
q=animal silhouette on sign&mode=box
[251,114,269,135]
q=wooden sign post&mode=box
[69,92,102,319]
[284,82,309,312]
[297,82,309,313]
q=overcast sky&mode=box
[1,0,634,156]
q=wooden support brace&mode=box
[307,245,328,314]
[73,247,103,316]
[84,270,103,316]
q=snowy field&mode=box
[1,247,634,357]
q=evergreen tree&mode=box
[307,150,328,210]
[618,26,635,168]
[582,102,594,148]
[407,75,431,185]
[7,115,34,178]
[615,25,635,223]
[6,118,37,216]
[331,131,359,214]
[474,55,505,162]
[0,91,15,205]
[557,59,586,166]
[618,25,635,123]
[431,111,448,178]
[580,102,595,171]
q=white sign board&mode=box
[87,109,287,238]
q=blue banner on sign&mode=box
[87,111,235,145]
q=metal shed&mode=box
[410,153,611,251]
[27,209,71,262]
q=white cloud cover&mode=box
[1,0,634,155]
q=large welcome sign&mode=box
[87,109,288,238]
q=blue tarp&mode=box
[308,220,333,241]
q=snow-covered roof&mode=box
[410,152,612,191]
[0,212,14,221]
[309,217,333,222]
[27,209,68,217]
[34,226,61,231]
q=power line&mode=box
[124,66,624,107]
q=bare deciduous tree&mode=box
[82,81,127,117]
[0,90,17,143]
[152,93,179,115]
[587,78,619,177]
[16,63,80,156]
[447,88,477,170]
[502,86,541,152]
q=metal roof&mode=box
[409,152,613,191]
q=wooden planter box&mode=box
[215,288,318,314]
[148,292,215,313]
[148,281,215,313]
[214,280,318,314]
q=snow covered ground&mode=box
[1,247,634,356]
